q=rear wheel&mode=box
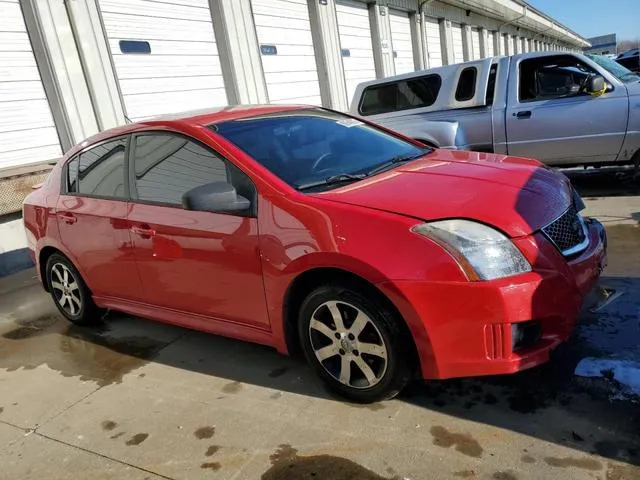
[298,284,411,403]
[45,253,101,325]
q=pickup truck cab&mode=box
[351,52,640,167]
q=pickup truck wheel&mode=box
[298,284,411,403]
[45,254,102,325]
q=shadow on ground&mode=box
[563,166,640,198]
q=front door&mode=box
[126,132,269,329]
[506,54,628,165]
[56,136,144,302]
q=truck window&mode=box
[455,67,477,101]
[359,75,442,116]
[519,55,599,102]
[486,64,498,105]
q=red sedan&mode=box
[23,106,607,403]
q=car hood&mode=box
[313,150,573,237]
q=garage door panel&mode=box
[99,0,211,21]
[108,39,214,56]
[390,10,413,75]
[0,32,31,51]
[260,56,318,74]
[452,24,464,63]
[122,89,227,120]
[337,0,376,104]
[101,13,216,42]
[0,0,61,169]
[424,18,442,68]
[487,32,495,57]
[99,0,226,120]
[0,143,63,168]
[471,28,481,60]
[0,81,48,102]
[263,70,319,84]
[252,0,321,105]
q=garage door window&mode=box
[65,137,128,199]
[359,75,442,115]
[131,134,255,212]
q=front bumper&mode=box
[378,218,607,380]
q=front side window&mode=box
[131,133,255,209]
[212,109,429,190]
[359,75,441,115]
[69,137,127,198]
[519,55,600,102]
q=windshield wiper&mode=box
[366,150,429,177]
[296,173,367,191]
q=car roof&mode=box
[66,104,310,158]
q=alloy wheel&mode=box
[308,300,388,389]
[50,263,83,316]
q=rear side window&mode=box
[455,67,477,101]
[64,137,127,198]
[359,75,442,115]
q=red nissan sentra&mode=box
[23,106,607,403]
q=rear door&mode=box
[505,54,629,164]
[126,132,269,329]
[56,136,143,301]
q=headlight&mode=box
[412,219,531,281]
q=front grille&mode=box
[542,204,587,255]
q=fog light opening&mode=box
[511,321,542,351]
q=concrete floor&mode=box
[1,171,639,480]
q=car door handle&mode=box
[57,212,77,224]
[514,111,532,119]
[131,225,156,239]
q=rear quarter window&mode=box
[455,67,477,102]
[359,75,442,115]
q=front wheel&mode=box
[298,284,411,403]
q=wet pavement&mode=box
[0,170,639,479]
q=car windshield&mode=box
[211,109,429,191]
[587,54,640,82]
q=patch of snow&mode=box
[575,357,640,396]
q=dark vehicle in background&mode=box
[616,49,640,73]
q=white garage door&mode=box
[512,36,519,54]
[470,27,481,60]
[336,0,376,107]
[0,0,61,170]
[451,23,464,63]
[486,31,495,57]
[99,0,226,122]
[252,0,321,105]
[521,37,528,53]
[503,35,512,55]
[424,17,442,68]
[389,9,413,75]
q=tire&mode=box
[45,253,102,325]
[298,283,411,403]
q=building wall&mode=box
[2,0,587,178]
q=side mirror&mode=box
[182,181,251,214]
[586,75,606,95]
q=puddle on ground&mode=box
[205,445,220,456]
[430,425,483,458]
[453,470,476,478]
[0,315,165,386]
[544,456,602,471]
[101,420,117,431]
[492,472,518,480]
[201,462,221,471]
[268,367,288,378]
[125,433,149,446]
[194,426,215,439]
[520,454,536,464]
[262,444,395,480]
[222,381,243,394]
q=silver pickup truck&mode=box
[351,52,640,167]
